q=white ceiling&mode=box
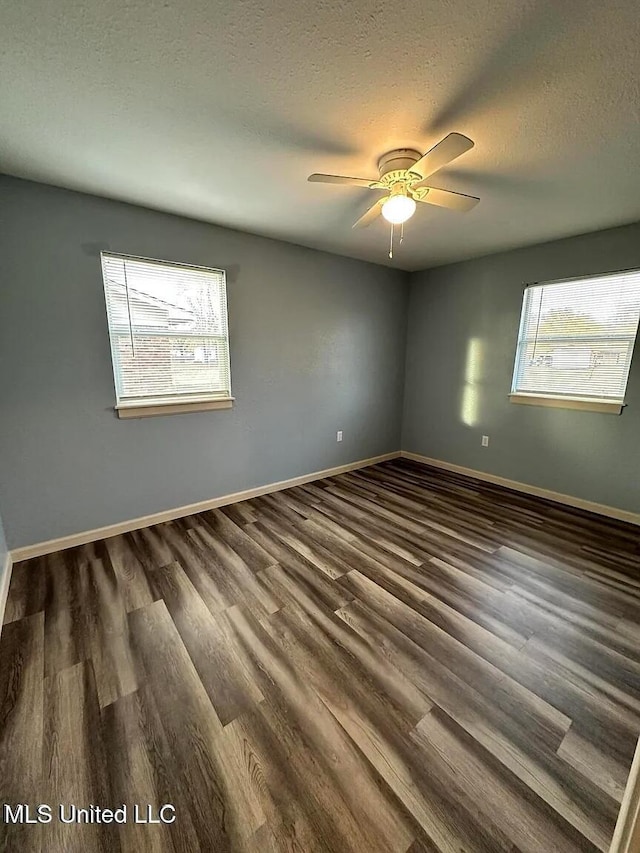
[1,0,639,271]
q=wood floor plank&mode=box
[2,459,638,852]
[43,551,91,677]
[201,508,278,574]
[497,546,640,617]
[365,552,530,649]
[326,483,428,535]
[269,603,513,852]
[247,500,353,580]
[146,561,264,724]
[558,725,629,804]
[162,522,231,613]
[269,595,426,736]
[524,635,640,717]
[103,534,157,613]
[413,707,602,853]
[376,556,640,766]
[219,500,258,527]
[260,562,432,723]
[83,557,139,708]
[338,569,572,747]
[224,703,345,853]
[244,520,356,612]
[0,612,44,853]
[226,605,418,853]
[343,470,503,553]
[43,661,113,852]
[127,600,230,850]
[501,585,640,666]
[2,559,47,624]
[126,527,174,573]
[320,689,515,853]
[190,524,281,615]
[102,688,202,853]
[336,594,618,850]
[311,497,427,566]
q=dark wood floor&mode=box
[1,459,640,852]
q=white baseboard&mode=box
[0,553,13,637]
[401,451,640,526]
[10,447,637,563]
[610,736,640,853]
[10,451,401,562]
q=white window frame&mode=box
[101,252,233,419]
[509,269,640,415]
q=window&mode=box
[101,253,232,418]
[510,269,640,414]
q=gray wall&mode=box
[403,222,640,513]
[0,176,409,549]
[3,173,638,549]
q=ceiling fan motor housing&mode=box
[378,149,422,179]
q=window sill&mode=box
[116,398,234,419]
[509,394,623,414]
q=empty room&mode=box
[1,0,640,851]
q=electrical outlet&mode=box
[481,435,489,447]
[336,430,343,442]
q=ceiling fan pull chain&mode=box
[400,221,404,244]
[389,223,394,259]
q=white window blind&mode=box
[511,269,640,404]
[101,253,231,409]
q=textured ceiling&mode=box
[1,0,639,271]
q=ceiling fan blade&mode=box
[416,187,480,212]
[352,198,388,229]
[308,173,377,188]
[410,133,474,181]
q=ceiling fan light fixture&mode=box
[381,194,416,224]
[307,135,479,253]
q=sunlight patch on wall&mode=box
[461,337,484,427]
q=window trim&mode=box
[116,397,235,419]
[101,252,233,416]
[509,268,640,414]
[509,393,623,415]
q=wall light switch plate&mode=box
[337,431,343,442]
[482,435,489,447]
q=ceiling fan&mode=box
[308,133,479,256]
